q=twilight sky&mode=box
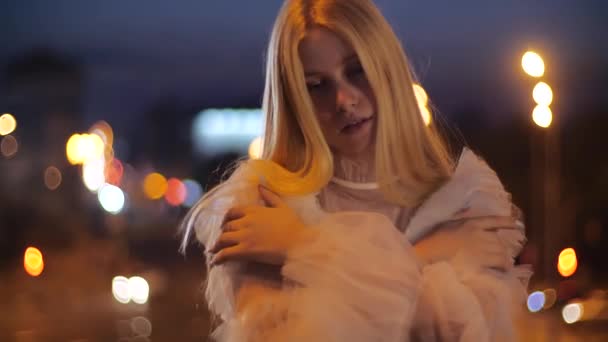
[2,0,607,131]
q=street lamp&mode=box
[521,50,560,283]
[522,51,545,78]
[532,105,553,128]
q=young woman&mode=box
[181,0,531,340]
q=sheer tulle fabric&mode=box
[189,149,531,341]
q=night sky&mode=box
[2,0,607,132]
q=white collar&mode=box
[330,177,380,190]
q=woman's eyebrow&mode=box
[304,53,359,77]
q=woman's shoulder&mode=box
[405,147,513,242]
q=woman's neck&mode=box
[332,152,376,183]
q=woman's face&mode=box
[298,26,377,160]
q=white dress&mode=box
[186,148,532,341]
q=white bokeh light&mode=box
[131,316,152,337]
[193,108,263,156]
[112,276,131,304]
[522,51,545,78]
[98,184,125,214]
[562,303,583,324]
[129,276,150,304]
[532,105,553,128]
[532,82,553,106]
[83,157,106,192]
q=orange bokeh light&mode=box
[165,178,187,206]
[143,172,168,200]
[105,158,124,186]
[24,247,44,277]
[557,247,578,277]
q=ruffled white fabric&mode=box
[186,148,532,341]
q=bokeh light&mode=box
[129,276,150,305]
[66,134,83,164]
[413,83,431,126]
[543,288,557,309]
[98,184,125,214]
[131,316,152,337]
[44,166,62,190]
[420,106,432,126]
[527,291,546,312]
[83,157,106,192]
[558,247,578,277]
[66,133,105,165]
[105,158,124,186]
[143,173,168,200]
[532,105,552,128]
[1,135,18,158]
[533,82,553,106]
[112,276,131,304]
[248,136,263,159]
[522,51,545,78]
[165,178,187,206]
[182,179,203,207]
[562,303,583,324]
[193,108,262,156]
[413,84,428,106]
[0,113,17,136]
[24,247,44,277]
[89,120,114,147]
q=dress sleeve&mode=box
[188,164,422,342]
[412,243,531,342]
[185,163,263,327]
[215,211,422,342]
[407,149,532,342]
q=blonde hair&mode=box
[180,0,454,249]
[259,0,454,202]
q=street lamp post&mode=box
[522,51,560,282]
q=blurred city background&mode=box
[1,1,607,341]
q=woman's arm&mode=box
[216,212,422,342]
[413,216,523,270]
[410,214,529,342]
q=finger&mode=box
[224,206,249,222]
[209,231,242,253]
[211,245,247,266]
[222,217,251,232]
[258,185,285,208]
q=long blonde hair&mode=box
[180,0,454,249]
[259,0,454,202]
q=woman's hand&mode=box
[208,186,317,266]
[413,216,520,270]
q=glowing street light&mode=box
[533,82,553,106]
[0,113,17,136]
[557,247,578,277]
[24,247,44,277]
[532,105,553,128]
[522,51,545,78]
[413,83,432,126]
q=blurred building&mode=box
[0,49,88,261]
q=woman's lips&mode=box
[339,116,373,134]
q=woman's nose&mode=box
[336,82,359,113]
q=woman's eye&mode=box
[306,80,325,90]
